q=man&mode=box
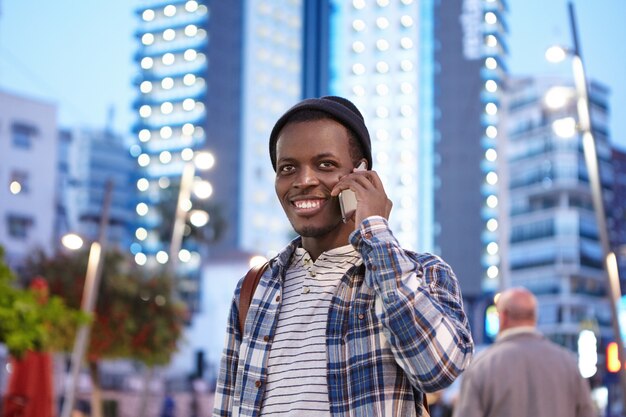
[453,287,596,417]
[213,96,474,417]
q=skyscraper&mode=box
[133,0,214,308]
[132,1,305,309]
[304,0,507,341]
[503,75,612,349]
[56,127,136,251]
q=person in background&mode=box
[213,96,473,417]
[453,287,596,417]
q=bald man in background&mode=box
[453,287,596,417]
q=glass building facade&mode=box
[504,75,613,349]
[132,0,211,309]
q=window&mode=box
[11,122,38,149]
[7,214,34,239]
[10,170,30,194]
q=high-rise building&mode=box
[239,0,304,256]
[0,90,58,272]
[133,0,214,309]
[503,75,613,349]
[610,147,626,287]
[56,127,137,251]
[610,147,626,251]
[132,1,304,308]
[302,0,507,342]
[434,0,508,301]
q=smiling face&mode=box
[274,118,359,253]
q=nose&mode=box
[293,166,319,188]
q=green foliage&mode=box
[22,247,186,367]
[0,247,86,357]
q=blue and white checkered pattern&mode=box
[213,216,474,417]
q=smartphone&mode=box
[339,161,367,223]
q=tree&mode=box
[22,248,187,417]
[0,246,84,357]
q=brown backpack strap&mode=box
[238,262,270,335]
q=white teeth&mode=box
[295,200,321,209]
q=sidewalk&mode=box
[73,390,215,417]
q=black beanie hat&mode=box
[269,96,372,171]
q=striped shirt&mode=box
[213,216,474,417]
[259,246,361,417]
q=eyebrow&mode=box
[276,152,338,164]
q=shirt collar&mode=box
[496,326,541,342]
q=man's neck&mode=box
[301,229,353,261]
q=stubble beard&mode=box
[291,218,343,239]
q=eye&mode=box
[278,164,295,175]
[319,161,336,169]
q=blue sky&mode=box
[1,0,625,148]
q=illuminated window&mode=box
[182,123,195,136]
[159,151,172,163]
[183,74,196,86]
[400,37,413,49]
[135,227,148,240]
[164,5,177,17]
[140,81,152,93]
[185,1,199,12]
[485,102,498,115]
[9,171,29,194]
[161,77,174,89]
[185,25,198,37]
[352,41,365,53]
[486,34,498,47]
[135,253,147,266]
[160,126,173,139]
[486,218,498,232]
[376,17,389,29]
[400,59,413,72]
[182,98,196,111]
[376,39,389,51]
[138,154,151,167]
[485,12,497,25]
[376,61,389,73]
[184,49,197,61]
[140,57,153,69]
[400,15,413,27]
[352,19,366,31]
[136,203,149,216]
[142,33,154,46]
[137,178,149,192]
[352,63,366,75]
[485,80,498,92]
[161,102,174,114]
[163,28,176,41]
[486,195,498,208]
[162,53,175,65]
[138,129,151,142]
[352,0,365,9]
[142,9,155,21]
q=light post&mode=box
[547,1,626,403]
[167,151,214,279]
[60,180,113,417]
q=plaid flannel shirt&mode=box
[213,216,474,417]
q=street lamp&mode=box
[547,1,626,402]
[60,180,113,417]
[167,151,214,277]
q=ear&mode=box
[358,158,368,170]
